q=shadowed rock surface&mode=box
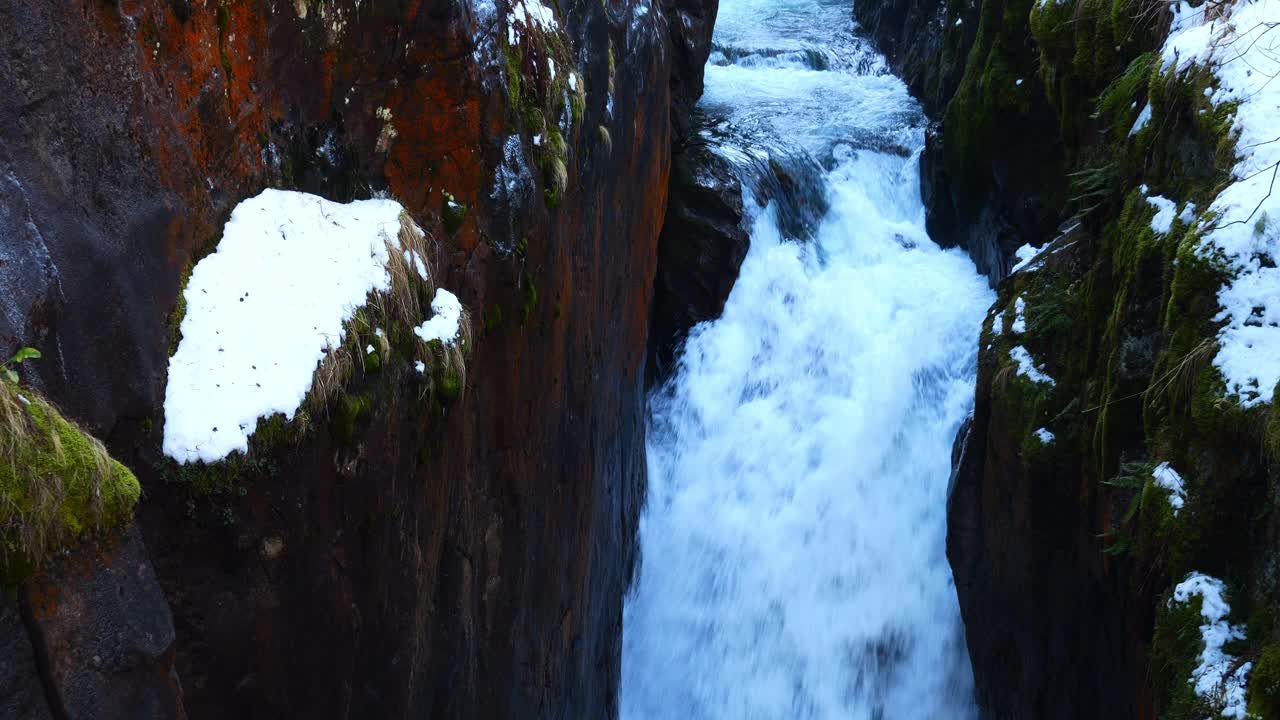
[853,0,1065,283]
[21,524,184,720]
[0,596,53,720]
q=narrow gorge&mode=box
[1,0,1279,718]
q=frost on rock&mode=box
[415,289,463,345]
[1151,461,1186,513]
[1171,573,1253,718]
[164,189,414,464]
[1010,346,1055,386]
[1159,0,1280,407]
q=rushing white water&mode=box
[620,0,995,717]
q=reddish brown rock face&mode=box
[0,0,713,716]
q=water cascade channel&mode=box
[621,0,995,716]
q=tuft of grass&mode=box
[597,124,612,156]
[1,380,139,582]
[543,156,568,209]
[307,344,355,418]
[1144,335,1217,412]
[307,211,472,415]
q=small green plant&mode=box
[2,348,41,383]
[1101,461,1154,555]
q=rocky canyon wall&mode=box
[855,0,1280,716]
[0,0,714,717]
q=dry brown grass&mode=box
[1143,336,1217,410]
[305,211,472,416]
[307,343,355,417]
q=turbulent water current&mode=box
[620,0,995,716]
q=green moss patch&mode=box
[1250,642,1280,717]
[1,381,140,582]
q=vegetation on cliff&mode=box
[938,0,1280,714]
[161,191,471,492]
[1,358,140,583]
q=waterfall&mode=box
[621,0,994,716]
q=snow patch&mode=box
[1011,242,1046,273]
[1171,573,1253,719]
[1158,0,1280,406]
[164,189,408,464]
[1129,102,1152,136]
[1010,345,1055,386]
[1034,427,1055,443]
[1151,461,1186,513]
[508,0,558,44]
[414,289,463,345]
[1012,296,1027,334]
[403,249,428,279]
[1146,194,1178,234]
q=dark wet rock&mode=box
[946,237,1157,720]
[0,596,54,720]
[756,151,829,244]
[20,524,184,720]
[0,174,61,376]
[650,142,750,381]
[663,0,720,142]
[851,0,976,117]
[855,0,1066,284]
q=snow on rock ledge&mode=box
[1161,0,1280,407]
[165,189,413,464]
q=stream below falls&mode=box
[620,0,996,716]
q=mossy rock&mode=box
[435,366,462,403]
[1151,590,1218,719]
[442,191,468,234]
[543,155,567,209]
[333,393,373,447]
[1,381,140,583]
[520,273,538,324]
[1250,642,1280,718]
[505,44,524,108]
[485,303,505,332]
